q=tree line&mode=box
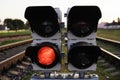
[3,18,29,30]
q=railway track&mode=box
[97,37,120,59]
[96,37,120,79]
[0,54,32,80]
[0,39,32,71]
[0,39,33,80]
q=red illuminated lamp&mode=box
[25,42,60,69]
[37,46,56,66]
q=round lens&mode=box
[37,46,56,66]
[68,46,94,69]
[70,21,93,37]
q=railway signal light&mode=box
[25,6,62,71]
[37,46,56,66]
[67,6,102,71]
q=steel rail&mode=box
[97,36,120,45]
[0,51,25,71]
[0,39,32,51]
[100,48,120,68]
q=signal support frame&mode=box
[30,72,99,80]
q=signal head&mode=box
[25,6,60,37]
[67,6,102,37]
[24,6,62,71]
[67,6,102,71]
[68,43,101,70]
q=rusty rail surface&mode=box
[0,51,25,71]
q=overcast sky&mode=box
[0,0,120,23]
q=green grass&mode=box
[0,29,31,37]
[97,29,120,41]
